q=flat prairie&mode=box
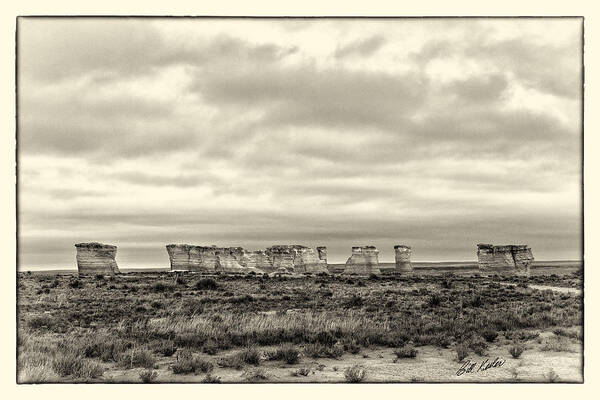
[17,265,583,383]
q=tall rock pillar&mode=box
[394,245,413,273]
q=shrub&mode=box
[151,282,174,293]
[243,368,269,382]
[265,345,300,364]
[27,315,55,330]
[202,340,219,355]
[427,294,442,307]
[346,295,363,308]
[509,344,524,359]
[545,368,560,382]
[172,350,214,375]
[482,328,498,343]
[393,345,418,359]
[52,353,104,379]
[291,368,311,377]
[119,348,157,369]
[69,280,83,289]
[80,337,132,363]
[470,337,489,356]
[344,365,367,383]
[342,339,361,354]
[202,374,222,383]
[139,369,158,383]
[304,342,343,359]
[540,337,571,352]
[456,344,469,362]
[217,353,245,370]
[152,340,177,357]
[195,278,218,290]
[239,347,262,365]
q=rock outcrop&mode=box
[394,245,413,273]
[165,244,328,274]
[75,242,120,275]
[344,246,381,275]
[477,243,534,275]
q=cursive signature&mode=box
[456,357,506,376]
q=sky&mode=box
[17,17,582,269]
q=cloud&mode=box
[334,35,386,58]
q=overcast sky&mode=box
[17,18,582,269]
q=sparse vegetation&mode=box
[17,269,583,382]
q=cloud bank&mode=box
[18,18,582,269]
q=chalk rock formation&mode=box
[166,244,253,273]
[477,243,534,275]
[75,242,120,275]
[344,246,381,275]
[394,245,413,273]
[166,244,328,274]
[265,245,329,274]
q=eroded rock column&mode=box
[394,245,413,273]
[75,242,120,275]
[344,246,381,275]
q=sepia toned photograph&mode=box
[16,16,583,383]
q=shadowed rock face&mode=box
[75,242,120,275]
[165,244,328,274]
[477,243,534,275]
[394,245,413,273]
[344,246,381,275]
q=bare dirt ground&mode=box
[17,264,583,383]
